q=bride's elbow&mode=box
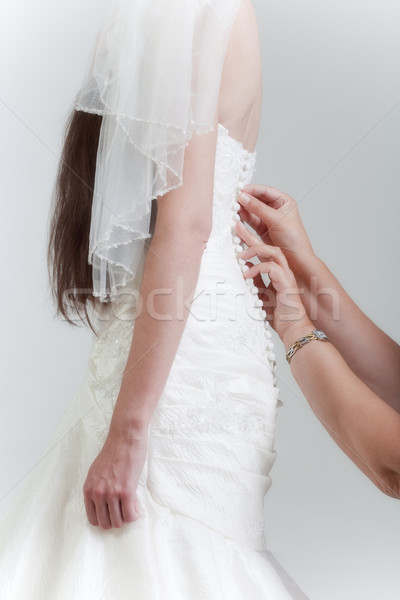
[187,218,212,247]
[155,217,212,253]
[155,200,213,247]
[168,210,212,247]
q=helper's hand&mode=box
[83,429,147,529]
[238,185,315,272]
[235,220,313,344]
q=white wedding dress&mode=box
[0,123,309,599]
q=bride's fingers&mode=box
[84,495,99,527]
[133,493,142,518]
[236,222,288,269]
[95,499,112,530]
[107,497,124,529]
[120,494,140,523]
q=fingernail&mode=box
[238,192,250,205]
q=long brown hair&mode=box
[47,104,102,335]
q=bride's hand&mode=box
[83,430,147,530]
[235,220,313,343]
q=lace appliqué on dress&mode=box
[151,367,277,451]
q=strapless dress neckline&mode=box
[217,122,257,157]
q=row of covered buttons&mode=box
[229,166,278,388]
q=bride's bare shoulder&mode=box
[218,0,263,152]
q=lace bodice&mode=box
[90,123,278,389]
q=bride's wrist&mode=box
[109,411,150,444]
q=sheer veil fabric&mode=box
[74,0,241,301]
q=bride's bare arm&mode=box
[108,120,218,440]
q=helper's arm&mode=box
[235,219,400,500]
[294,255,400,414]
[238,186,400,414]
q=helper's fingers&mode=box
[243,261,281,281]
[243,259,291,291]
[252,272,275,312]
[252,271,268,296]
[237,205,264,234]
[244,260,297,297]
[238,191,280,228]
[240,184,292,210]
[235,221,267,259]
[235,222,288,269]
[253,270,275,308]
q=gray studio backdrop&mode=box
[1,1,399,598]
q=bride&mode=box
[0,0,309,598]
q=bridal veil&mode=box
[74,0,240,301]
